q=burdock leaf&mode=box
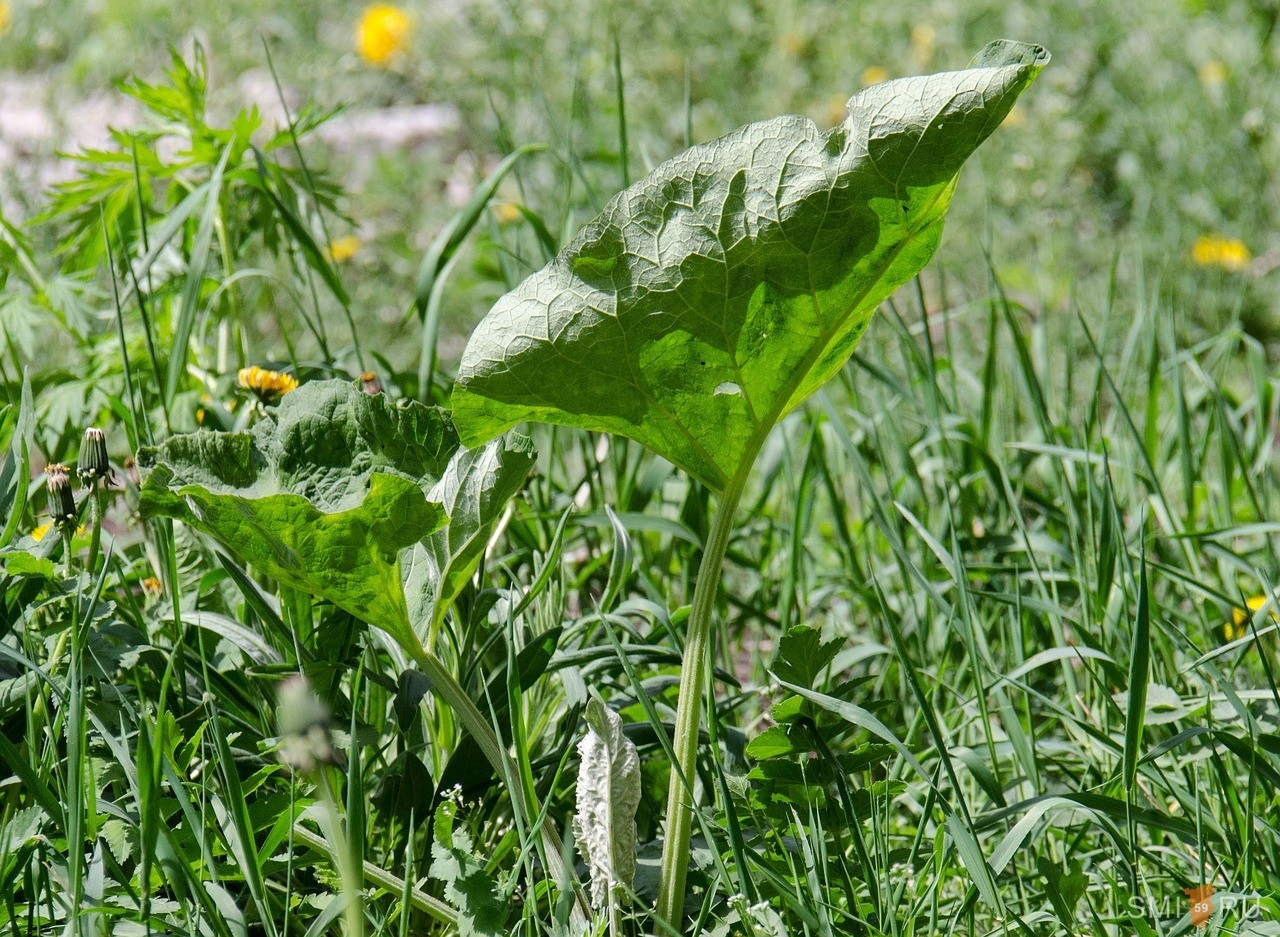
[403,432,536,638]
[453,41,1048,489]
[573,698,641,910]
[139,380,458,652]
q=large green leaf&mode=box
[139,380,458,650]
[403,432,537,644]
[453,41,1048,489]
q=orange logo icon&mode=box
[1184,883,1214,926]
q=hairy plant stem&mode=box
[656,467,749,928]
[85,487,106,582]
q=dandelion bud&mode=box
[78,427,111,487]
[276,676,336,773]
[46,464,77,529]
[360,371,383,395]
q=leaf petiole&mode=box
[655,464,751,927]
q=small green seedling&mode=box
[452,40,1049,927]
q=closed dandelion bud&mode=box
[276,676,337,773]
[360,371,383,395]
[79,427,111,487]
[46,464,77,529]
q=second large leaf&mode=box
[138,380,459,652]
[454,41,1048,490]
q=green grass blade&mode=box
[0,372,32,549]
[1122,552,1151,792]
[413,145,541,395]
[207,702,281,937]
[164,145,231,411]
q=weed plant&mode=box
[2,12,1280,937]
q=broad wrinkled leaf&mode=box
[573,698,641,910]
[454,41,1048,489]
[139,380,457,651]
[403,432,536,638]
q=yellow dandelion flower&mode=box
[491,202,522,225]
[861,66,890,87]
[327,235,363,263]
[238,366,299,404]
[141,577,163,596]
[0,1,12,36]
[1228,595,1278,640]
[357,4,412,67]
[32,522,86,542]
[1199,61,1227,90]
[1191,235,1251,272]
[910,24,936,67]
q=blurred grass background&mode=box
[3,0,1277,366]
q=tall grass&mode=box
[10,239,1275,933]
[3,10,1280,935]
